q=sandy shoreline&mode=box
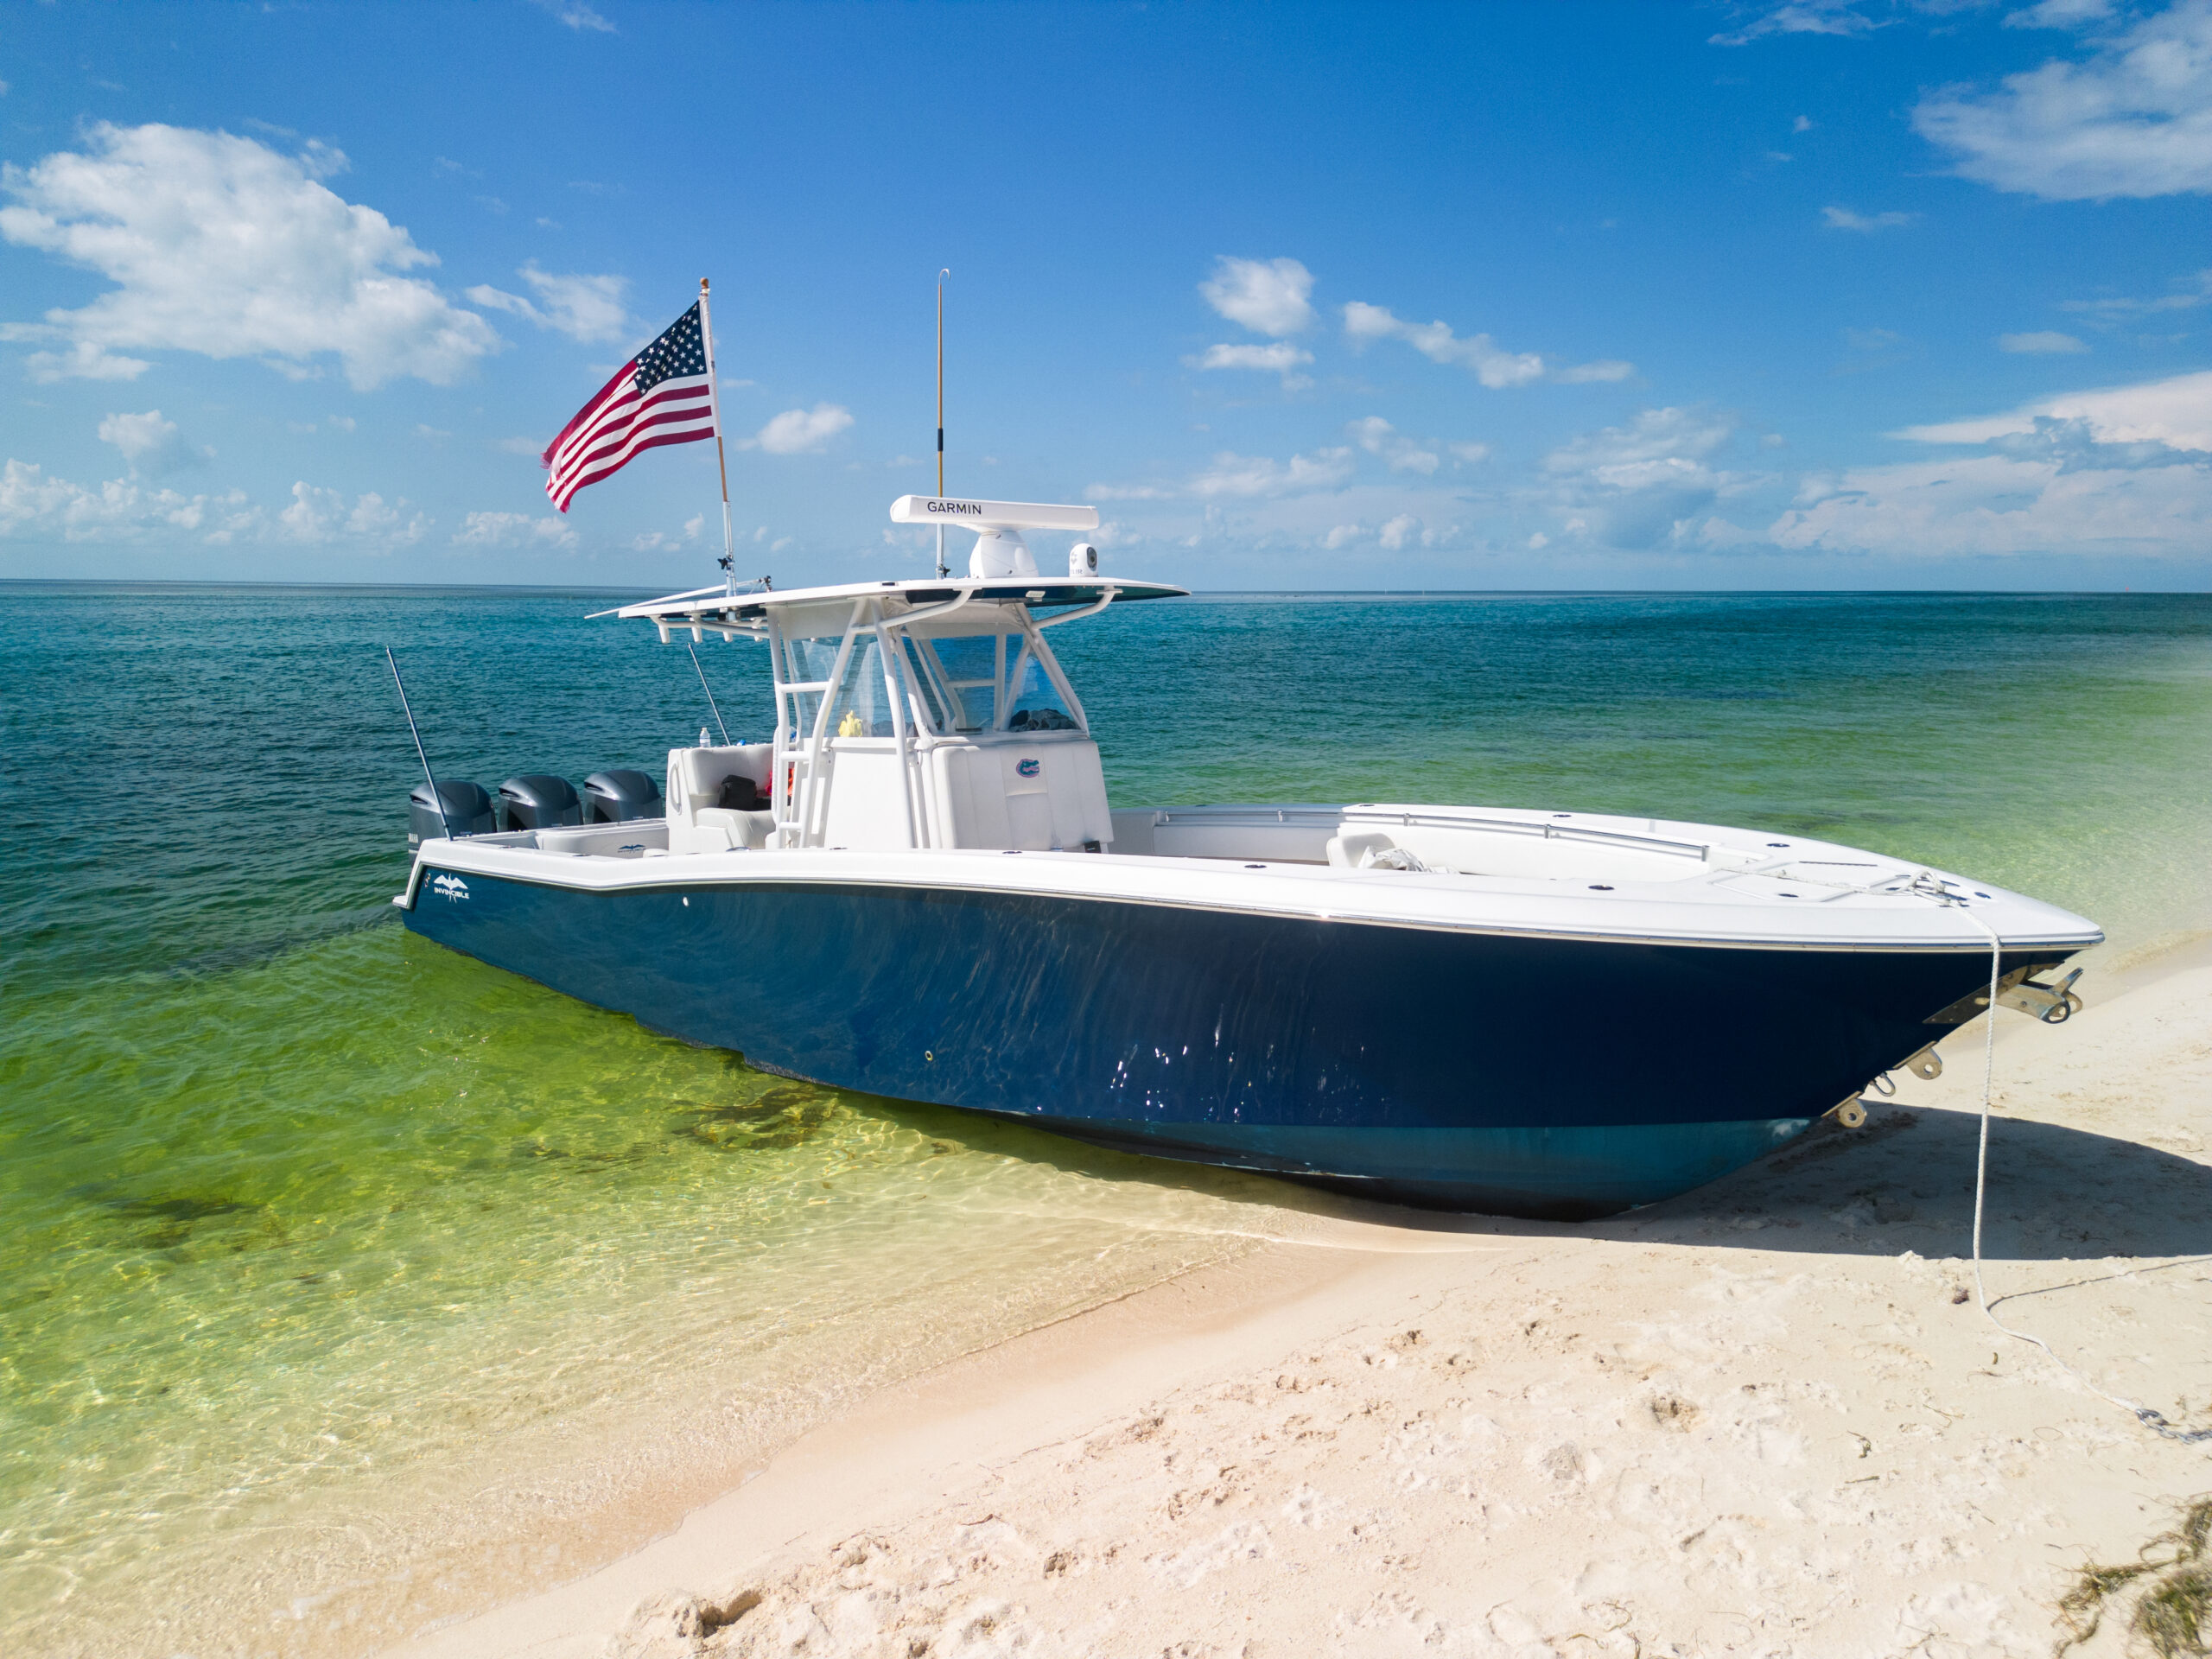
[386,937,2212,1659]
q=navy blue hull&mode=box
[404,872,2064,1217]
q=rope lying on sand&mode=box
[1949,902,2212,1447]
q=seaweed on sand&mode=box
[2057,1496,2212,1657]
[672,1084,840,1152]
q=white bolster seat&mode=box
[666,742,774,854]
[690,807,775,851]
[1325,830,1428,872]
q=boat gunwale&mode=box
[398,850,2103,957]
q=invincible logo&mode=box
[431,873,470,901]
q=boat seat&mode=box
[1326,830,1428,872]
[691,808,774,851]
[666,742,774,854]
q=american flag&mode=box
[542,301,718,512]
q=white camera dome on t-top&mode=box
[1069,542,1100,577]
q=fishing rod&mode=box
[385,645,454,841]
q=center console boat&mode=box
[396,495,2101,1217]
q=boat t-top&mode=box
[396,493,2101,1217]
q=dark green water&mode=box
[2,585,2207,1656]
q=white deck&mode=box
[404,801,2101,955]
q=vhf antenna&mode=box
[935,268,950,578]
[385,645,454,840]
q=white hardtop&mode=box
[610,573,1186,639]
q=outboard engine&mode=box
[409,779,497,849]
[498,774,582,831]
[584,769,664,823]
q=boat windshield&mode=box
[1004,648,1077,731]
[775,605,1085,741]
[917,635,992,732]
[909,630,1079,734]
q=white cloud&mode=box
[1342,301,1545,388]
[1448,441,1492,464]
[327,414,355,432]
[1198,257,1315,336]
[1822,205,1917,232]
[530,0,615,30]
[466,263,629,344]
[1342,301,1628,388]
[280,483,427,545]
[1711,1,1884,46]
[453,510,575,549]
[1377,512,1419,550]
[25,340,149,383]
[743,403,854,455]
[1770,450,2212,555]
[1998,329,2088,353]
[1794,114,1816,132]
[2060,266,2212,320]
[1088,446,1357,502]
[1914,0,2212,200]
[1541,408,1748,549]
[1346,416,1440,474]
[97,408,207,475]
[1552,359,1636,383]
[1892,368,2212,450]
[627,513,709,554]
[1188,341,1314,386]
[494,435,543,455]
[1188,448,1357,498]
[2006,0,2115,25]
[1546,407,1734,476]
[0,124,500,388]
[0,457,423,545]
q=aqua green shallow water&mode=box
[2,586,2208,1656]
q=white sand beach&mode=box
[390,938,2212,1659]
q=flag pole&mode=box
[935,268,950,578]
[698,276,739,598]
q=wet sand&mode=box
[391,935,2212,1659]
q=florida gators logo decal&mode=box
[1015,758,1040,778]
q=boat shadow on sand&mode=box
[903,1101,2210,1265]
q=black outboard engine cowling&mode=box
[498,774,582,831]
[584,769,664,823]
[409,779,497,849]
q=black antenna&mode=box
[936,268,950,578]
[385,645,454,840]
[686,640,729,745]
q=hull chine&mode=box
[1013,1112,1816,1220]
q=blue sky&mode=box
[3,0,2209,590]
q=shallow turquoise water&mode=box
[2,584,2207,1655]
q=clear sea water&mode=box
[2,584,2207,1656]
